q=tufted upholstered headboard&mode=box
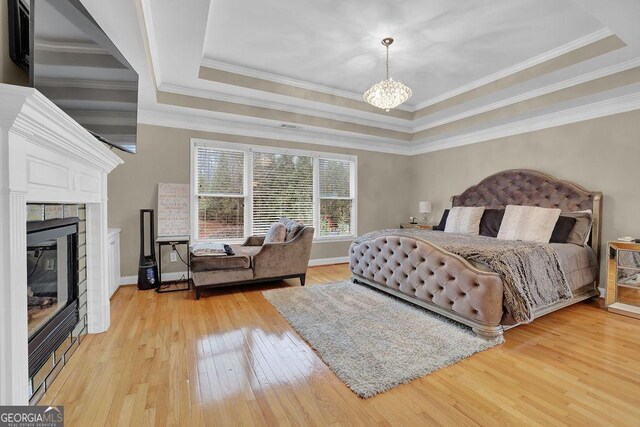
[450,169,603,264]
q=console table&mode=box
[156,235,191,293]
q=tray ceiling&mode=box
[79,0,640,154]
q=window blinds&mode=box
[195,147,245,239]
[252,151,314,234]
[318,158,353,236]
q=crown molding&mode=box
[412,55,640,132]
[200,57,413,112]
[0,84,123,172]
[137,108,410,155]
[412,28,616,111]
[140,82,640,158]
[410,87,640,155]
[139,0,163,87]
[158,83,414,132]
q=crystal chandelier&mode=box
[363,37,412,112]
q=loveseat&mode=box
[191,218,314,299]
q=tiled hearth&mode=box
[0,84,122,405]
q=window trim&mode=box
[190,138,358,243]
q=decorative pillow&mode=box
[561,210,593,246]
[433,209,449,231]
[549,216,577,244]
[264,222,286,243]
[444,207,485,234]
[479,209,505,237]
[497,205,561,243]
[279,217,305,241]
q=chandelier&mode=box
[363,37,412,112]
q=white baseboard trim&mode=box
[120,271,188,286]
[118,259,348,286]
[308,256,349,267]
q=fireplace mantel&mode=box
[0,83,123,404]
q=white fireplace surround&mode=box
[0,84,123,405]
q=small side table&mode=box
[606,241,640,319]
[156,235,191,293]
[400,223,433,230]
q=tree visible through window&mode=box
[252,152,313,234]
[193,142,356,241]
[195,148,245,239]
[319,159,353,236]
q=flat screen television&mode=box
[8,0,139,153]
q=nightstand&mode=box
[606,241,640,319]
[400,223,433,230]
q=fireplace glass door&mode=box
[27,237,69,337]
[26,221,78,341]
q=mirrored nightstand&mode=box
[606,241,640,319]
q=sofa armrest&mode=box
[243,236,265,246]
[252,227,314,279]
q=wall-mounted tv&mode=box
[8,0,139,153]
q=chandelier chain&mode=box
[386,44,389,80]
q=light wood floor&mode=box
[41,264,640,426]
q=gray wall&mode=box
[1,1,28,85]
[108,124,411,277]
[409,109,640,282]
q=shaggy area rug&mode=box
[263,281,503,398]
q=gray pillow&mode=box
[561,210,593,246]
[279,217,305,240]
[264,222,286,243]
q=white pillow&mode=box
[444,207,485,234]
[497,205,561,243]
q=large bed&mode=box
[349,169,602,337]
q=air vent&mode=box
[280,123,301,130]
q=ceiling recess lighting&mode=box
[363,37,412,112]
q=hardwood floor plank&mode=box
[40,264,640,426]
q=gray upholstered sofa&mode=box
[191,219,314,299]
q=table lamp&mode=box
[419,201,431,224]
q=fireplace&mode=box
[0,85,122,405]
[27,218,80,386]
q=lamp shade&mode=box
[419,201,431,214]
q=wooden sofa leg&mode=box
[195,288,201,300]
[300,274,306,287]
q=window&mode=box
[194,147,245,240]
[192,140,357,241]
[318,158,354,237]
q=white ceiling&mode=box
[201,0,605,105]
[77,0,640,155]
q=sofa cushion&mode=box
[279,217,305,240]
[191,245,261,272]
[264,222,286,243]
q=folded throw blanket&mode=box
[190,243,235,257]
[353,229,572,323]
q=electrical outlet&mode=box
[170,251,177,262]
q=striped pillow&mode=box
[497,205,561,243]
[444,207,485,234]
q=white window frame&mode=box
[190,138,357,243]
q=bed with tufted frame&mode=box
[349,169,602,338]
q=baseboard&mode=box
[120,271,188,286]
[308,256,349,267]
[119,258,347,286]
